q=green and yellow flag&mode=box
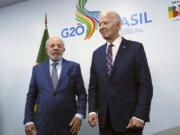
[35,14,49,65]
[33,14,49,120]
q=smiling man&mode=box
[88,11,153,135]
[24,37,87,135]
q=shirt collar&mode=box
[107,36,122,48]
[49,58,63,66]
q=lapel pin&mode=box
[123,45,126,48]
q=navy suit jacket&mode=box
[88,37,153,132]
[24,59,87,135]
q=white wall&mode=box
[0,0,180,135]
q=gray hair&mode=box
[45,37,64,47]
[112,11,121,23]
[100,11,121,24]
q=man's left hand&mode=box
[69,116,82,135]
[126,117,144,129]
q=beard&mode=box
[47,52,62,61]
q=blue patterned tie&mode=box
[106,44,113,76]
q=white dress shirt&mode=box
[106,36,122,64]
[49,58,62,79]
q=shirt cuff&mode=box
[132,116,144,123]
[25,121,34,127]
[75,113,84,120]
[88,112,96,116]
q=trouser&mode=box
[99,109,143,135]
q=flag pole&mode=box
[33,13,50,119]
[45,13,48,28]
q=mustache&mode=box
[52,51,60,54]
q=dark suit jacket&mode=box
[88,37,153,132]
[24,59,87,135]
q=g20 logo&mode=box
[61,0,100,39]
[61,25,85,38]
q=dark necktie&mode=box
[106,44,113,76]
[52,62,58,89]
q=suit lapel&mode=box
[43,60,55,91]
[110,37,128,79]
[56,58,69,91]
[100,44,109,81]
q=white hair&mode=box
[45,37,64,48]
[100,11,121,24]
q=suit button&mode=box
[53,93,56,96]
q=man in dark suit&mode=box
[24,37,87,135]
[88,11,153,135]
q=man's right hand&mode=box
[88,113,99,127]
[25,124,37,135]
